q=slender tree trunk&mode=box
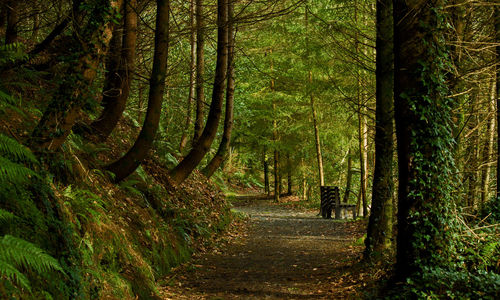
[169,0,228,184]
[5,0,17,45]
[179,0,196,154]
[107,0,170,182]
[264,148,270,195]
[287,154,292,195]
[89,0,138,141]
[365,0,393,258]
[193,0,206,145]
[354,0,367,218]
[358,105,368,217]
[495,3,500,199]
[310,72,324,187]
[29,0,123,152]
[481,79,496,204]
[343,148,352,203]
[203,1,235,178]
[466,90,479,207]
[273,101,280,203]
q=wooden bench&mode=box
[320,186,357,219]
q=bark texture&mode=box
[179,0,197,153]
[30,0,123,152]
[203,0,235,178]
[90,0,138,141]
[107,0,170,182]
[365,0,393,257]
[169,0,228,184]
[193,0,206,145]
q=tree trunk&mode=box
[358,104,368,217]
[264,148,270,195]
[5,0,17,45]
[287,154,292,195]
[169,0,228,184]
[310,72,324,187]
[481,78,496,204]
[365,0,393,258]
[203,1,235,178]
[394,0,454,280]
[179,0,196,154]
[29,0,123,152]
[466,90,479,207]
[193,0,206,145]
[89,0,138,141]
[106,0,170,182]
[496,3,500,199]
[343,148,352,203]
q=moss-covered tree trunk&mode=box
[169,0,228,184]
[203,0,235,178]
[29,0,124,152]
[89,0,138,141]
[193,0,206,145]
[394,0,456,280]
[365,0,393,258]
[107,0,170,182]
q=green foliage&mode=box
[0,234,64,292]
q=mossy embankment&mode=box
[0,106,233,299]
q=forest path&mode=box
[161,198,366,299]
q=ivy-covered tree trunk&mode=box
[29,0,124,152]
[365,0,393,258]
[193,0,206,145]
[179,0,196,154]
[89,0,138,141]
[169,0,228,184]
[107,0,170,182]
[203,0,235,178]
[394,0,456,279]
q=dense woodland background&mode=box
[0,0,499,298]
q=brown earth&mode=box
[161,198,374,299]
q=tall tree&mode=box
[193,0,206,145]
[89,0,138,141]
[29,0,124,152]
[107,0,170,182]
[365,0,393,258]
[394,0,456,279]
[496,0,500,199]
[179,0,197,153]
[203,0,236,178]
[169,0,229,184]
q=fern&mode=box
[0,134,37,164]
[0,156,39,184]
[0,259,31,291]
[0,235,63,292]
[0,208,16,224]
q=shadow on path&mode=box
[162,198,365,299]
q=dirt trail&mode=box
[162,198,366,299]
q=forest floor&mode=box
[161,197,380,299]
